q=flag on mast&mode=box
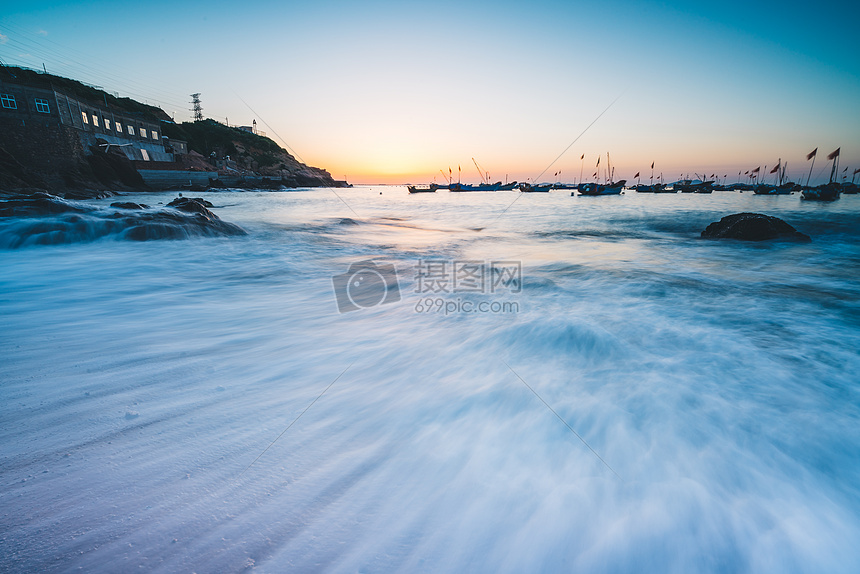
[633,172,640,178]
[806,148,818,160]
[580,154,584,160]
[651,161,655,169]
[596,156,600,167]
[827,148,840,160]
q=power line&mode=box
[233,91,306,164]
[0,23,194,114]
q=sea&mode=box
[1,187,859,573]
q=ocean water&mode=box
[1,188,859,573]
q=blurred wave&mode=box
[1,188,859,572]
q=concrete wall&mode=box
[0,118,90,189]
[137,169,219,189]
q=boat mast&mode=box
[606,152,611,184]
[472,157,487,184]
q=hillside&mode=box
[0,66,346,195]
[160,119,340,187]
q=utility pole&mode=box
[190,93,203,122]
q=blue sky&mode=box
[2,0,858,183]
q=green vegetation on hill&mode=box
[160,119,297,169]
[0,66,170,122]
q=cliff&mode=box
[0,66,347,197]
[160,120,343,188]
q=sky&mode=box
[1,0,859,185]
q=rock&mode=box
[701,213,811,242]
[110,202,149,210]
[0,193,245,248]
[167,196,214,209]
[0,193,90,218]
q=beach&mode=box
[1,188,859,572]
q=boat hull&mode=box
[407,184,438,193]
[449,183,499,192]
[801,185,841,201]
[577,182,625,196]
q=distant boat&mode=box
[674,179,715,193]
[801,183,840,201]
[576,180,626,196]
[498,181,519,190]
[449,182,500,192]
[753,183,796,195]
[519,183,552,192]
[407,184,438,193]
[577,153,625,195]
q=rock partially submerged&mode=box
[110,201,149,210]
[167,196,214,210]
[701,213,810,242]
[0,194,245,248]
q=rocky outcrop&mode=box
[0,193,245,248]
[701,213,811,241]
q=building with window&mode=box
[0,75,182,163]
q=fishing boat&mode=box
[753,162,796,194]
[449,182,500,192]
[675,179,715,193]
[519,183,552,192]
[801,149,843,201]
[576,181,626,196]
[753,183,795,195]
[407,184,438,193]
[498,181,519,191]
[576,153,626,195]
[450,158,501,191]
[801,183,840,201]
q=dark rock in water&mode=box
[167,196,214,209]
[701,213,811,242]
[110,202,149,210]
[63,189,117,200]
[338,218,359,225]
[0,192,91,218]
[0,193,245,248]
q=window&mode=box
[34,99,50,113]
[140,149,150,161]
[81,111,89,124]
[151,131,158,140]
[1,93,17,109]
[140,128,147,139]
[115,121,122,132]
[127,125,135,135]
